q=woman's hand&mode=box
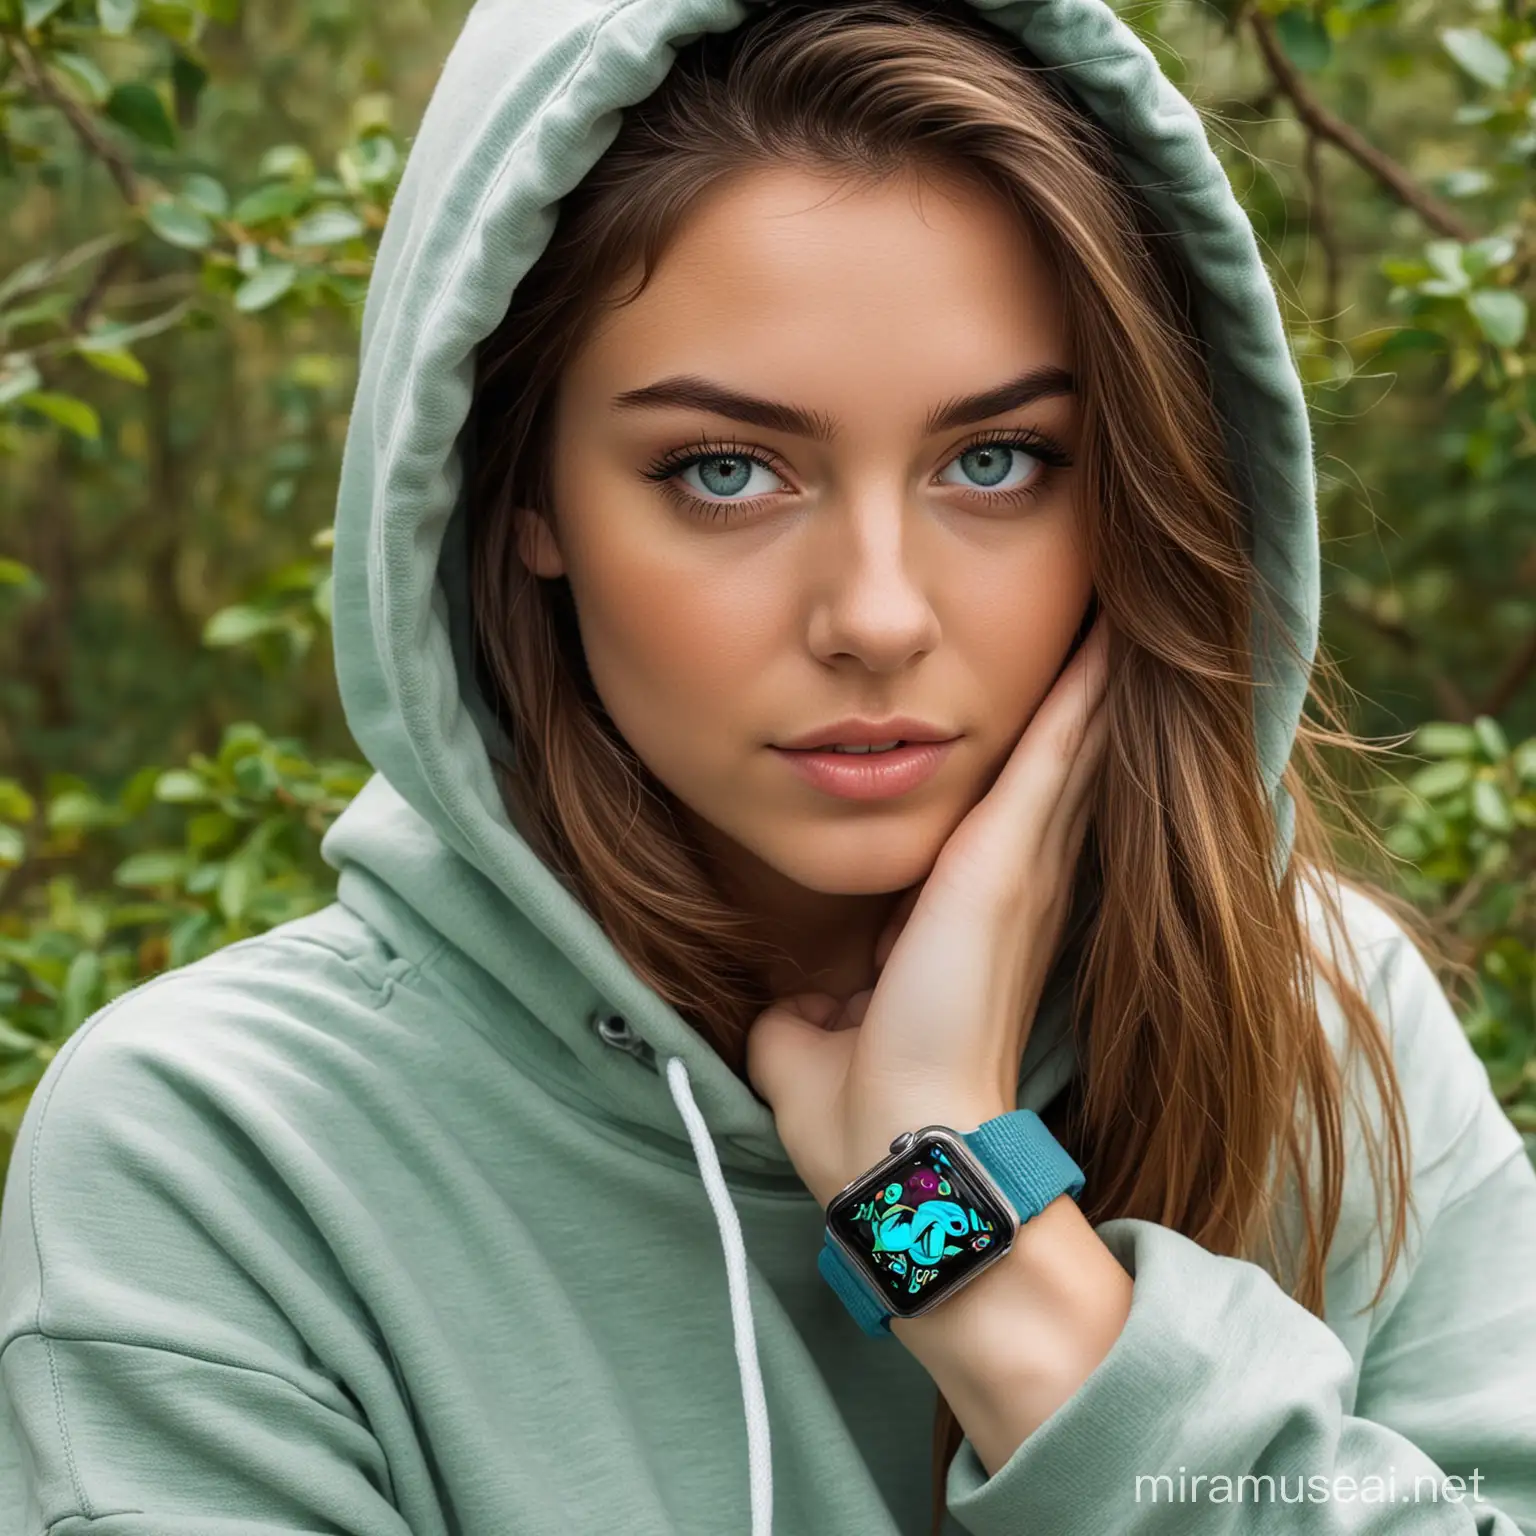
[746,617,1110,1208]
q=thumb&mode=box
[745,992,846,1114]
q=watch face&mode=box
[825,1130,1016,1317]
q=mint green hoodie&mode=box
[4,2,1536,1533]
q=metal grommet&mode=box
[591,1011,654,1068]
[592,1011,633,1047]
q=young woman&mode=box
[2,2,1533,1534]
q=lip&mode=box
[770,740,957,801]
[775,716,957,750]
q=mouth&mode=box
[769,739,957,801]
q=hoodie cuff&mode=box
[942,1217,1447,1535]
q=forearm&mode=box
[891,1193,1133,1477]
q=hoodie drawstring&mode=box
[663,1052,774,1536]
[594,1013,772,1533]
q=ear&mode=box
[514,507,567,579]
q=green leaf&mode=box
[77,345,149,384]
[232,262,297,313]
[217,850,255,922]
[0,361,44,409]
[113,850,189,888]
[257,144,313,181]
[1424,240,1469,290]
[0,558,41,590]
[98,0,141,34]
[1467,290,1528,348]
[202,604,275,646]
[0,825,25,870]
[1473,716,1510,762]
[182,172,229,217]
[289,206,366,247]
[1441,28,1513,91]
[154,768,210,803]
[1408,759,1473,799]
[0,778,37,820]
[231,182,308,226]
[145,197,214,250]
[23,0,70,24]
[349,133,398,188]
[19,391,101,440]
[1471,779,1514,833]
[147,2,200,44]
[1412,722,1477,758]
[171,50,207,121]
[1438,169,1492,200]
[217,722,267,765]
[312,573,332,622]
[49,51,112,106]
[105,82,176,149]
[46,789,117,832]
[0,1018,45,1058]
[193,0,239,19]
[231,754,279,797]
[60,950,102,1031]
[1275,9,1332,73]
[1465,235,1517,277]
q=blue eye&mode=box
[939,442,1038,492]
[680,453,784,501]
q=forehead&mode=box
[566,163,1071,411]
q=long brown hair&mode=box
[464,4,1417,1528]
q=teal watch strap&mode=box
[819,1107,1084,1339]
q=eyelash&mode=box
[641,426,1074,524]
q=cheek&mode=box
[955,518,1094,694]
[564,523,768,759]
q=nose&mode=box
[804,492,941,673]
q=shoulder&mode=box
[0,906,396,1296]
[1290,871,1526,1286]
[14,903,393,1136]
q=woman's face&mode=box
[519,163,1093,934]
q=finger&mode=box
[1043,689,1111,857]
[745,1000,841,1111]
[775,991,843,1028]
[982,616,1111,824]
[1034,614,1110,762]
[836,988,874,1031]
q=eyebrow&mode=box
[610,364,1077,440]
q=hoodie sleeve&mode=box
[0,980,416,1536]
[944,912,1536,1536]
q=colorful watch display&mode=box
[818,1108,1085,1338]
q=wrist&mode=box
[892,1195,1132,1470]
[821,1100,1011,1209]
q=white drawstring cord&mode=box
[664,1054,774,1536]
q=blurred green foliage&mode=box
[1,0,1533,1191]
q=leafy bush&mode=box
[1380,718,1536,1153]
[0,724,366,1156]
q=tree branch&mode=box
[1248,11,1476,244]
[5,31,142,207]
[1337,591,1477,722]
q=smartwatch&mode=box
[818,1108,1085,1338]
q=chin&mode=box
[753,820,948,896]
